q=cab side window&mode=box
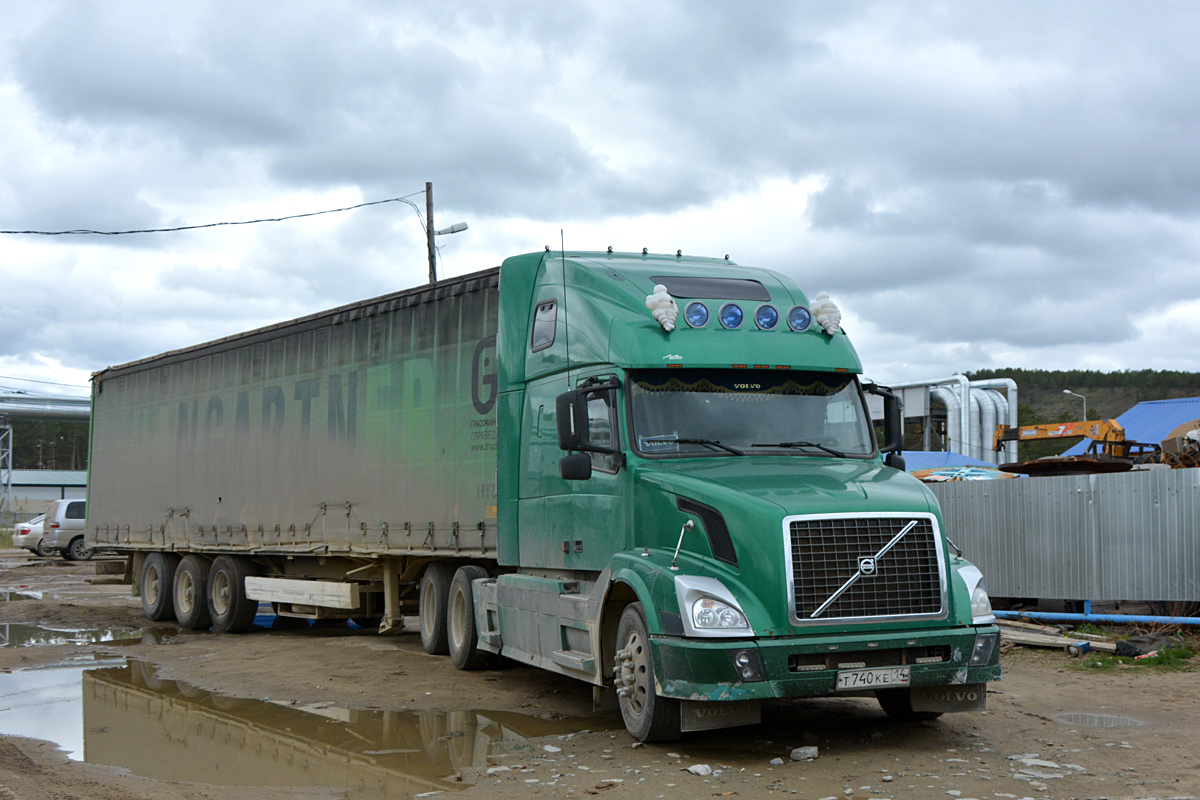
[586,389,620,472]
[531,300,557,353]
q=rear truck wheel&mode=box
[173,555,212,630]
[206,555,258,633]
[876,687,944,721]
[34,538,52,558]
[448,565,489,670]
[140,552,181,621]
[614,603,682,742]
[419,562,454,655]
[68,537,94,561]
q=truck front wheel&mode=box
[140,552,180,621]
[448,565,489,670]
[207,555,258,633]
[173,555,212,630]
[614,603,682,742]
[419,563,454,655]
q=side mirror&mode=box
[556,390,584,450]
[864,384,904,453]
[884,451,906,471]
[560,453,593,481]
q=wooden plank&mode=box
[245,577,360,609]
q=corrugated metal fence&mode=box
[930,468,1200,601]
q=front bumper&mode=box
[652,625,1001,702]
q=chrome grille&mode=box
[789,516,944,621]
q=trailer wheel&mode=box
[875,688,943,721]
[207,555,258,633]
[614,603,682,742]
[448,565,489,670]
[419,562,454,655]
[140,552,181,621]
[173,555,212,630]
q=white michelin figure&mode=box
[645,284,679,332]
[810,292,841,335]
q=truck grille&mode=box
[789,516,944,622]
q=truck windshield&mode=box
[628,369,874,458]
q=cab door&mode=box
[541,373,628,571]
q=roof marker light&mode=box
[718,303,744,329]
[787,306,812,332]
[755,304,779,330]
[684,302,710,328]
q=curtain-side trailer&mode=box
[87,250,1001,742]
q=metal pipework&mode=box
[670,520,695,571]
[995,609,1200,628]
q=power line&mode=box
[0,375,89,388]
[1,192,427,236]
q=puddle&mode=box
[0,623,160,648]
[0,590,42,601]
[0,659,604,798]
[1052,712,1145,728]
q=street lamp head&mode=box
[435,222,468,236]
[1062,389,1072,395]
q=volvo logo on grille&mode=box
[858,556,878,576]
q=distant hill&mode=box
[965,368,1200,459]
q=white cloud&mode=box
[3,1,1200,395]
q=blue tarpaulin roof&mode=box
[1061,396,1200,456]
[899,450,997,472]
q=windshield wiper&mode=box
[751,441,846,458]
[642,436,745,456]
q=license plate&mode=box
[835,667,910,691]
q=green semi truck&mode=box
[87,249,1000,741]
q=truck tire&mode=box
[207,555,259,633]
[876,688,943,721]
[448,565,489,670]
[173,555,212,630]
[140,552,181,621]
[614,603,682,742]
[419,562,454,655]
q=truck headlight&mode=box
[955,563,996,625]
[674,575,754,638]
[971,583,993,621]
[693,597,748,630]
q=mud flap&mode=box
[910,683,987,713]
[679,699,761,732]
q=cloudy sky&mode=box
[2,1,1199,398]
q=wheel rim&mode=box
[145,565,161,606]
[420,578,435,636]
[449,585,467,652]
[618,627,651,720]
[176,570,195,615]
[212,570,231,616]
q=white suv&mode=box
[43,499,92,561]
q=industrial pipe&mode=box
[889,375,972,454]
[995,609,1200,628]
[0,396,91,421]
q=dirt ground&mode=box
[0,552,1197,800]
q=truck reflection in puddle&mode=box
[85,660,595,798]
[0,623,151,648]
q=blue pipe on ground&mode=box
[995,609,1200,627]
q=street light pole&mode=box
[1062,389,1087,420]
[426,181,437,285]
